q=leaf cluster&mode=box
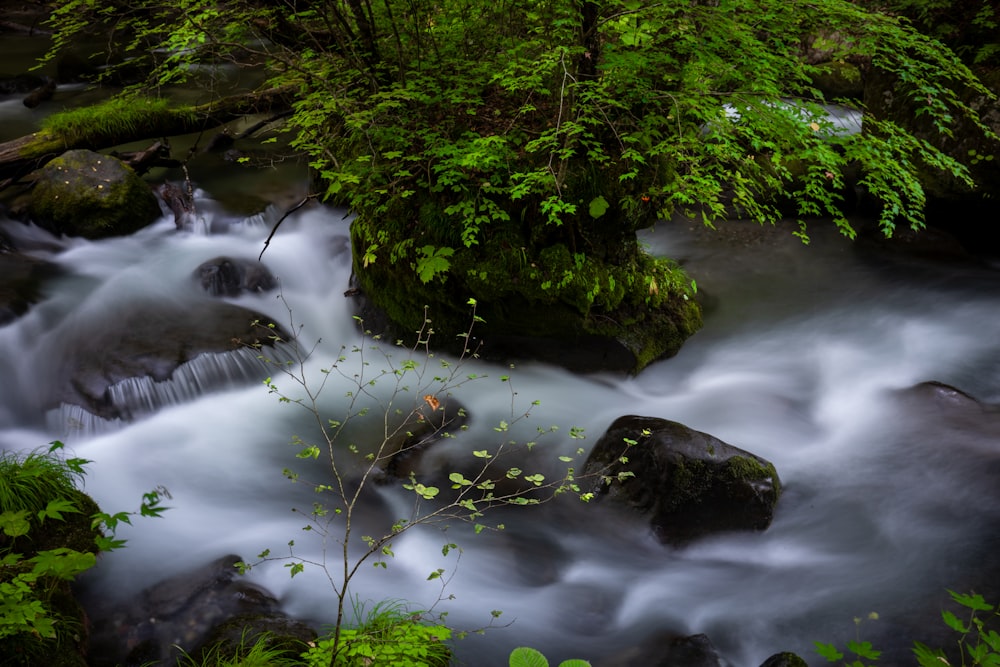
[817,591,1000,667]
[40,0,996,280]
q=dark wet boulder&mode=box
[195,256,277,296]
[85,554,312,667]
[44,300,286,421]
[0,248,59,325]
[28,149,161,239]
[760,652,809,667]
[583,415,781,545]
[192,612,316,664]
[598,632,722,667]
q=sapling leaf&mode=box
[510,646,549,667]
[951,590,994,612]
[943,610,970,633]
[847,640,880,660]
[814,642,844,662]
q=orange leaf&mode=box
[423,394,441,411]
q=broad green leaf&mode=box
[588,196,609,218]
[814,642,844,662]
[950,590,994,612]
[942,609,969,633]
[510,646,549,667]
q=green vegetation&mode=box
[0,442,168,666]
[40,96,183,148]
[866,0,1000,67]
[38,0,995,368]
[178,630,302,667]
[302,600,451,667]
[817,591,1000,666]
[235,304,608,663]
[509,646,592,667]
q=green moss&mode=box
[41,97,188,148]
[725,455,782,495]
[28,150,161,238]
[352,211,702,372]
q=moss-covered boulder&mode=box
[28,149,161,238]
[0,448,104,667]
[350,217,702,374]
[583,415,782,545]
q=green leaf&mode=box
[415,245,455,283]
[510,646,549,667]
[0,510,31,538]
[942,609,969,633]
[950,590,994,612]
[558,661,592,667]
[814,642,844,662]
[847,640,881,661]
[37,498,80,523]
[588,196,609,219]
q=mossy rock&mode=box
[28,149,161,239]
[0,488,102,667]
[583,415,782,545]
[350,214,702,373]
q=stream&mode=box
[4,42,1000,667]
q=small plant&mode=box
[0,444,87,517]
[815,612,881,666]
[817,592,1000,667]
[178,629,301,667]
[509,646,591,667]
[239,299,612,660]
[913,591,1000,667]
[303,599,451,667]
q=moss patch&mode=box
[28,149,161,238]
[351,207,702,373]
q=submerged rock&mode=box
[28,149,161,239]
[47,300,286,422]
[583,415,782,545]
[85,554,314,667]
[598,631,722,667]
[0,247,59,325]
[195,256,277,296]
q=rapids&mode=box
[2,41,1000,661]
[2,194,1000,666]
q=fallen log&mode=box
[0,87,292,186]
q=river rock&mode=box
[28,149,162,239]
[48,300,286,421]
[598,632,722,667]
[84,554,314,667]
[760,652,809,667]
[195,256,277,296]
[0,245,59,325]
[583,415,782,545]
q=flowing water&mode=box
[4,55,1000,667]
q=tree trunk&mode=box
[0,87,291,186]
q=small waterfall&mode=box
[46,343,297,438]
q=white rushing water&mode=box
[3,189,1000,667]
